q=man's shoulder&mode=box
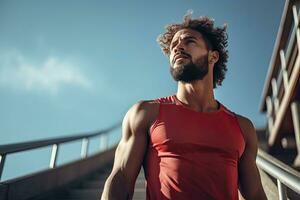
[124,99,160,132]
[125,95,175,130]
[129,100,159,114]
[235,114,255,131]
[235,113,257,145]
[128,95,175,114]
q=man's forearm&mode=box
[101,171,131,200]
[244,189,267,200]
[253,191,268,200]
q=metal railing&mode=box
[256,148,300,200]
[0,123,121,181]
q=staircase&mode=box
[1,127,300,200]
[34,163,146,200]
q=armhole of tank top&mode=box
[232,112,246,159]
[148,103,162,135]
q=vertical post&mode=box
[279,50,289,90]
[291,101,300,166]
[271,78,280,113]
[81,138,89,159]
[266,96,274,136]
[100,134,108,151]
[293,5,299,27]
[49,144,59,168]
[0,154,6,181]
[293,6,300,50]
[297,28,300,51]
[277,179,287,200]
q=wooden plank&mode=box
[269,52,300,146]
[260,0,294,112]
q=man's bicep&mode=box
[238,139,260,198]
[111,102,149,187]
[238,117,266,199]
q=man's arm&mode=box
[101,101,158,200]
[236,115,267,200]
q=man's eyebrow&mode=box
[170,35,198,49]
[182,35,198,40]
[170,39,178,49]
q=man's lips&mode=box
[173,53,190,63]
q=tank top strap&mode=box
[152,95,176,104]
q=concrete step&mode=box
[80,179,146,189]
[63,188,145,200]
[38,165,146,200]
[88,172,144,183]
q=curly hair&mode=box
[157,11,229,88]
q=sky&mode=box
[0,0,285,181]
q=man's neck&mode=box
[176,80,218,113]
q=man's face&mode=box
[169,28,210,83]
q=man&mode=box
[101,12,267,200]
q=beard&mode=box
[170,53,209,83]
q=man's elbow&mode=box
[239,186,267,200]
[101,170,131,200]
[246,190,267,200]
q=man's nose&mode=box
[173,41,185,53]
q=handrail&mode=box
[0,123,120,155]
[256,148,300,199]
[0,122,121,181]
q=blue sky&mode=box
[0,0,285,180]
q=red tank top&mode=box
[143,95,245,200]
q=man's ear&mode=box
[208,50,219,65]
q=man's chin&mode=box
[172,61,190,70]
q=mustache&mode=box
[173,52,191,64]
